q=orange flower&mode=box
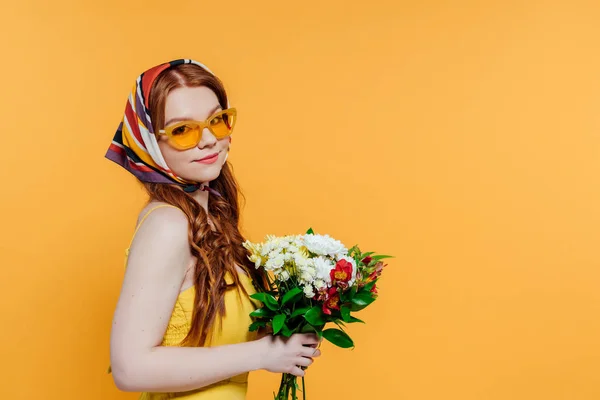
[322,287,340,315]
[330,259,353,289]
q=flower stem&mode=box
[277,373,286,398]
[284,374,291,398]
[302,376,306,400]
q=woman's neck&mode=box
[191,185,210,213]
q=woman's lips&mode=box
[195,152,219,164]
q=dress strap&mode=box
[126,204,181,255]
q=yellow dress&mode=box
[123,204,260,400]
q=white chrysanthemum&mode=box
[248,254,263,268]
[299,268,316,284]
[265,253,285,271]
[313,256,334,286]
[292,238,304,250]
[303,234,348,257]
[314,278,327,290]
[260,243,272,257]
[336,254,358,286]
[279,270,291,282]
[303,285,315,298]
[293,252,310,268]
[243,240,261,255]
[268,249,282,259]
[287,244,299,254]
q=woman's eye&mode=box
[210,116,223,125]
[172,125,190,135]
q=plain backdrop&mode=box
[1,0,599,399]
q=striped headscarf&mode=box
[105,58,223,195]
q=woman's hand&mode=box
[256,333,322,377]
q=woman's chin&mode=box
[179,166,223,184]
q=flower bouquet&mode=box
[243,228,391,399]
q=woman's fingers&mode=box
[290,366,305,377]
[300,346,321,358]
[295,356,314,368]
[299,333,319,345]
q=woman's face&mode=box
[158,86,230,184]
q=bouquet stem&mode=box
[275,373,305,400]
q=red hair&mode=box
[145,63,267,347]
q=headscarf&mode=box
[105,58,223,195]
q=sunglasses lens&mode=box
[169,123,201,149]
[209,110,236,138]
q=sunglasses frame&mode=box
[157,107,237,150]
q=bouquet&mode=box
[243,228,391,399]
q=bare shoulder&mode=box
[132,202,189,249]
[139,201,187,221]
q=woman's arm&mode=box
[109,207,320,393]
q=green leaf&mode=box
[371,254,393,261]
[272,314,286,334]
[306,227,314,234]
[281,324,294,337]
[249,320,266,331]
[334,320,347,329]
[341,305,351,322]
[323,328,354,348]
[291,306,311,318]
[362,281,376,292]
[250,307,273,318]
[304,306,326,326]
[340,305,365,323]
[250,292,279,311]
[348,315,365,323]
[342,285,358,302]
[282,287,303,306]
[301,324,324,339]
[350,292,376,311]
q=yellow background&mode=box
[1,0,599,399]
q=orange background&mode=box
[1,1,599,399]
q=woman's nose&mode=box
[197,128,217,149]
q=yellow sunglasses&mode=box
[157,108,237,150]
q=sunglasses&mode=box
[157,108,237,150]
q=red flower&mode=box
[375,261,386,275]
[315,287,328,302]
[370,283,378,296]
[322,287,340,315]
[331,259,353,289]
[369,270,378,281]
[368,261,387,282]
[361,256,372,265]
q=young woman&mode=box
[106,59,320,399]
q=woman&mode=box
[106,59,320,399]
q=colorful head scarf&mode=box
[105,58,223,195]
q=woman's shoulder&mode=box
[133,201,189,240]
[138,201,187,223]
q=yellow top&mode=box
[124,204,260,400]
